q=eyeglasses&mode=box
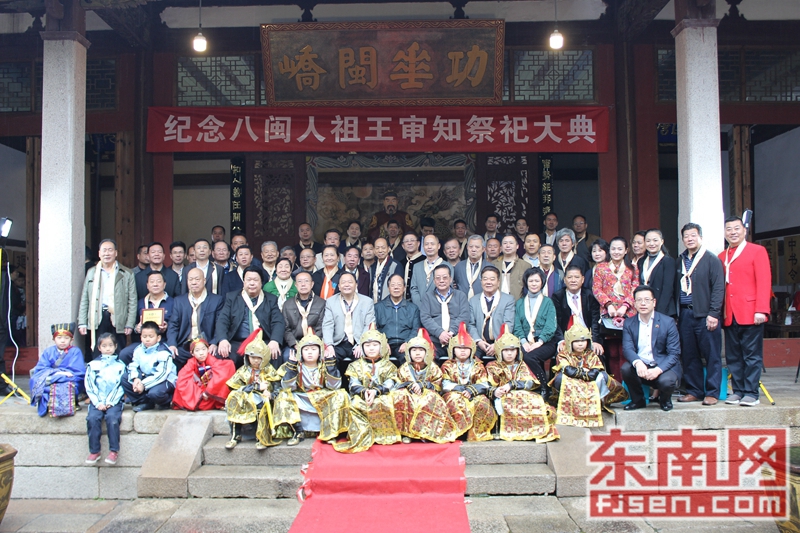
[635,298,654,304]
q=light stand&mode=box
[0,218,29,404]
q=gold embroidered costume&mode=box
[440,322,497,442]
[273,331,351,442]
[392,329,458,443]
[549,324,628,427]
[486,328,559,442]
[333,325,401,453]
[225,329,280,448]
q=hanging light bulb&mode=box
[193,0,207,52]
[193,32,207,52]
[549,29,563,50]
[549,0,563,50]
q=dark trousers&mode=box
[121,379,175,407]
[724,319,764,398]
[521,340,558,387]
[432,342,449,364]
[679,308,722,398]
[388,343,406,368]
[87,402,123,453]
[91,310,128,360]
[333,340,355,376]
[621,361,680,405]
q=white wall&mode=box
[754,126,800,234]
[0,143,27,244]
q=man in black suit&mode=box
[165,267,224,369]
[134,242,181,299]
[552,265,604,355]
[216,266,285,368]
[621,285,682,411]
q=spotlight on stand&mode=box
[0,218,11,246]
[193,0,207,52]
[549,0,563,50]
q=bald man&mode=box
[410,234,453,307]
[166,267,224,369]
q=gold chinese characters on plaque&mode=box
[141,308,165,327]
[260,19,504,107]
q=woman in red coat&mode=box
[173,338,236,411]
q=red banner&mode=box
[147,105,608,153]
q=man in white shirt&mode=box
[621,285,682,411]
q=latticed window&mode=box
[657,47,800,103]
[1,59,116,113]
[744,50,800,102]
[177,55,258,106]
[0,62,33,112]
[505,49,595,102]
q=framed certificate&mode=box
[141,308,165,326]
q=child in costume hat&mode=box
[272,329,350,446]
[84,332,125,465]
[224,328,279,449]
[549,323,627,427]
[30,322,86,417]
[440,322,496,441]
[393,328,458,444]
[333,324,400,453]
[172,337,235,411]
[486,326,559,442]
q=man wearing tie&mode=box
[551,264,603,356]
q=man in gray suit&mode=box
[453,235,486,300]
[420,265,470,362]
[468,265,516,362]
[410,234,451,306]
[322,272,376,375]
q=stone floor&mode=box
[0,368,797,532]
[0,497,784,533]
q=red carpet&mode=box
[290,441,469,533]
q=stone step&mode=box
[188,465,304,498]
[201,436,548,467]
[202,436,314,466]
[188,462,555,499]
[466,463,555,495]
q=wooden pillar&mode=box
[152,52,175,248]
[596,44,619,239]
[728,125,752,220]
[115,131,135,268]
[25,137,41,348]
[613,40,638,239]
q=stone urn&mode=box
[0,444,16,525]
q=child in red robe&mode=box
[172,338,235,411]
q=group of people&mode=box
[29,198,771,458]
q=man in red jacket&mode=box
[719,216,772,407]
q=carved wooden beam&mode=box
[614,0,671,40]
[94,4,151,47]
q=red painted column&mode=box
[596,44,619,239]
[152,53,174,248]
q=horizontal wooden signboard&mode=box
[260,19,504,107]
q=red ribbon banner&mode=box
[147,105,608,153]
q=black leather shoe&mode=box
[660,399,673,411]
[133,403,154,412]
[624,401,646,411]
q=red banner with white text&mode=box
[147,106,608,153]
